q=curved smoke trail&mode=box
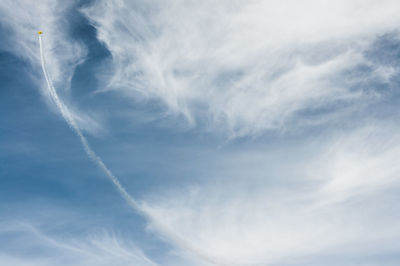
[39,34,229,266]
[39,34,142,212]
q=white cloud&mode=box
[3,2,400,265]
[83,0,400,137]
[0,0,102,135]
[141,124,400,265]
[309,126,400,206]
[0,221,159,266]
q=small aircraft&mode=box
[38,31,43,35]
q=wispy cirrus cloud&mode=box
[83,0,400,137]
[0,220,159,266]
[141,123,400,265]
[3,1,400,266]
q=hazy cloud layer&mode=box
[143,124,400,265]
[83,0,400,137]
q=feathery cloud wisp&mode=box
[142,124,400,265]
[83,0,400,137]
[0,221,158,266]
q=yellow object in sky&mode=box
[38,31,43,35]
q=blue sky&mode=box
[1,0,400,265]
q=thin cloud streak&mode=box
[0,221,159,266]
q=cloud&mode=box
[0,221,159,266]
[0,0,101,135]
[38,26,221,266]
[83,0,400,137]
[309,125,400,206]
[3,1,400,265]
[141,124,400,265]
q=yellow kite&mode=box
[38,31,43,35]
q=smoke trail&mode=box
[39,34,142,212]
[38,34,229,266]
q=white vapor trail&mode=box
[38,34,224,266]
[39,34,141,212]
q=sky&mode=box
[1,0,400,265]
